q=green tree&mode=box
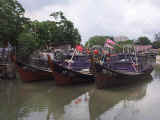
[28,11,81,48]
[0,0,28,46]
[50,11,81,47]
[152,40,160,49]
[16,32,38,61]
[85,35,113,47]
[135,36,151,45]
[31,20,57,48]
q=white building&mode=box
[114,36,129,42]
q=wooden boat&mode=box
[95,55,153,89]
[47,55,95,85]
[12,56,53,82]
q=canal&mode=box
[0,65,160,120]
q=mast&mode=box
[134,45,138,72]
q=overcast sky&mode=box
[18,0,160,43]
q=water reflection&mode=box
[45,86,92,120]
[0,79,93,120]
[89,75,153,120]
[1,65,160,120]
[63,92,90,120]
[152,64,160,80]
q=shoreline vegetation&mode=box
[0,0,160,80]
[0,0,160,61]
[0,0,81,62]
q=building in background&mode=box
[135,45,152,52]
[114,36,129,42]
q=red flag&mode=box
[76,45,83,52]
[93,49,99,55]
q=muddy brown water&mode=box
[0,64,160,120]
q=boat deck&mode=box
[115,70,142,76]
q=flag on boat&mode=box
[106,38,119,46]
[76,45,83,52]
[104,43,114,49]
[106,39,116,45]
[93,49,99,55]
[104,38,120,49]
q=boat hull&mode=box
[12,56,53,82]
[95,63,153,89]
[16,67,53,82]
[48,55,94,85]
[52,70,94,85]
